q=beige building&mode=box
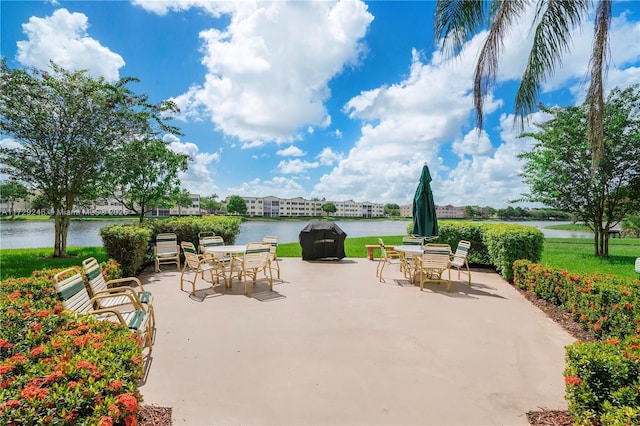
[400,204,466,219]
[240,196,384,218]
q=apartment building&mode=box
[399,204,466,219]
[240,196,384,218]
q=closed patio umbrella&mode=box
[411,163,438,238]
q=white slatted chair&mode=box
[376,238,401,283]
[417,244,452,292]
[180,241,221,294]
[198,231,217,253]
[400,236,424,282]
[53,268,153,350]
[154,233,180,272]
[262,235,281,279]
[82,257,155,330]
[232,242,273,296]
[450,240,471,285]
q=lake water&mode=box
[0,219,592,249]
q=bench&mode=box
[365,244,397,261]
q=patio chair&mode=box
[400,235,424,281]
[450,240,471,285]
[417,244,452,292]
[200,235,225,253]
[53,268,153,350]
[262,235,281,279]
[232,242,273,296]
[376,238,402,282]
[198,231,216,253]
[180,241,222,294]
[82,257,155,330]
[154,233,180,272]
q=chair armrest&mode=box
[91,292,142,310]
[89,308,128,326]
[107,276,145,292]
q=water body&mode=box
[0,219,592,249]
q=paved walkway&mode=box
[137,257,574,425]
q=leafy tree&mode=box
[464,205,480,219]
[384,203,400,216]
[200,194,222,214]
[482,206,497,218]
[0,59,180,256]
[31,194,51,212]
[226,195,247,215]
[0,180,30,218]
[435,0,612,176]
[519,85,640,257]
[322,202,337,215]
[105,137,188,222]
[172,189,193,216]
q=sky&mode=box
[1,1,639,209]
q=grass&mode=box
[0,246,107,279]
[2,236,638,280]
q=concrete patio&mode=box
[137,257,575,425]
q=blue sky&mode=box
[2,1,639,208]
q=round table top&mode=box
[204,244,246,253]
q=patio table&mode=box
[204,244,246,287]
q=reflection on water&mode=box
[0,219,592,249]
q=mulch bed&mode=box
[138,286,595,426]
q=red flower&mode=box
[7,290,21,301]
[605,338,619,345]
[21,385,49,400]
[76,360,98,372]
[125,414,138,426]
[565,375,582,386]
[108,403,120,417]
[117,393,139,412]
[593,324,601,331]
[0,339,13,348]
[31,323,43,332]
[53,304,63,313]
[107,380,124,392]
[0,399,21,410]
[30,346,45,358]
[621,289,631,296]
[8,353,27,364]
[34,309,50,318]
[100,416,113,426]
[0,364,15,375]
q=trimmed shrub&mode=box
[100,225,152,276]
[436,222,491,264]
[149,216,242,248]
[484,224,543,281]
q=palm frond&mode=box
[586,0,611,174]
[434,0,487,57]
[514,0,590,128]
[474,0,529,129]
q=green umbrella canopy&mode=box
[411,163,439,238]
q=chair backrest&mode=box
[421,245,451,269]
[181,241,201,269]
[82,257,107,296]
[262,236,278,258]
[156,233,178,255]
[242,242,271,269]
[54,268,93,314]
[451,240,471,267]
[402,236,424,246]
[200,236,224,251]
[378,238,390,260]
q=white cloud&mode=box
[277,159,319,174]
[169,0,373,143]
[316,147,343,166]
[16,9,124,81]
[227,176,305,199]
[164,134,222,197]
[276,146,305,157]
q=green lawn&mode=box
[2,237,638,280]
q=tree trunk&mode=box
[594,226,609,258]
[53,213,70,257]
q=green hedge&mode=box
[100,225,152,276]
[513,260,640,423]
[406,221,544,281]
[148,216,241,249]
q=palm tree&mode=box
[434,0,611,176]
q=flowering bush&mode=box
[513,259,640,423]
[0,266,144,425]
